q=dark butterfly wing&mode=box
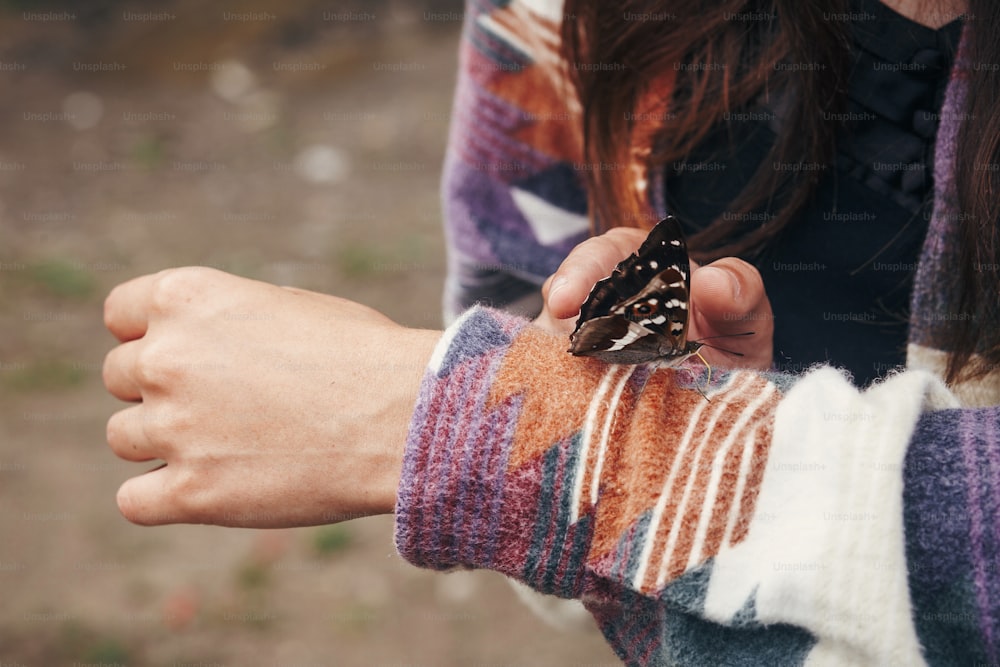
[569,216,700,364]
[573,216,691,325]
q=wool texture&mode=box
[394,0,1000,664]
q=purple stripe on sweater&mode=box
[422,359,477,561]
[397,308,530,570]
[437,308,513,377]
[454,82,527,137]
[445,166,521,258]
[455,400,493,565]
[449,347,508,565]
[447,164,573,281]
[910,24,969,349]
[982,413,1000,664]
[440,356,494,560]
[396,363,451,565]
[960,409,995,656]
[479,393,518,565]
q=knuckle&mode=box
[603,226,642,242]
[580,253,612,282]
[142,405,190,446]
[135,341,177,389]
[149,266,215,313]
[166,471,208,521]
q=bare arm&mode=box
[102,266,439,527]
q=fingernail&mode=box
[700,266,740,299]
[727,270,741,299]
[548,275,568,300]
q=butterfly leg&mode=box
[692,350,712,401]
[695,350,712,386]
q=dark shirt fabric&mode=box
[665,0,963,386]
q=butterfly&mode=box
[568,215,751,369]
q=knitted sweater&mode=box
[394,1,1000,664]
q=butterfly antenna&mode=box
[693,331,755,358]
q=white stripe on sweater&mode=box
[655,374,764,588]
[684,382,777,574]
[571,365,629,524]
[630,374,733,590]
[720,424,765,550]
[590,366,634,507]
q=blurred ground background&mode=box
[0,1,618,664]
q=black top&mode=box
[664,0,963,386]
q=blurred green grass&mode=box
[311,524,352,556]
[2,359,86,392]
[27,259,97,299]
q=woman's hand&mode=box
[535,228,774,370]
[102,267,440,528]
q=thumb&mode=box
[690,258,773,369]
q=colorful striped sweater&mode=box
[394,1,1000,664]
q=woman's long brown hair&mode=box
[561,0,1000,384]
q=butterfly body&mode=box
[568,216,704,365]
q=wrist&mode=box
[371,327,441,515]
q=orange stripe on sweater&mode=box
[587,370,707,561]
[730,419,775,546]
[639,392,717,586]
[699,426,754,560]
[490,325,610,471]
[666,376,780,579]
[628,374,781,593]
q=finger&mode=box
[117,466,181,526]
[103,340,144,401]
[689,258,773,369]
[532,304,577,336]
[104,272,162,342]
[691,258,770,335]
[106,404,161,462]
[544,228,649,319]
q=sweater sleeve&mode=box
[903,405,1000,666]
[439,1,591,322]
[394,306,995,666]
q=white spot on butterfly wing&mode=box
[606,321,654,351]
